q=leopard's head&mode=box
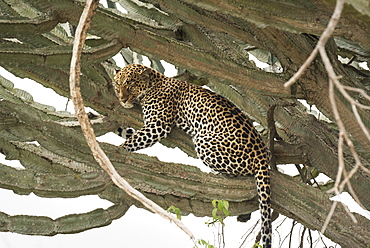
[114,64,153,108]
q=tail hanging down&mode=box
[254,165,272,248]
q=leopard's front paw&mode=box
[116,127,136,139]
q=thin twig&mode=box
[239,220,260,248]
[321,200,338,234]
[308,229,313,248]
[68,0,194,239]
[351,105,370,141]
[65,98,70,112]
[342,85,370,104]
[338,163,364,209]
[332,84,370,142]
[284,45,320,88]
[339,198,358,223]
[221,223,226,248]
[299,227,307,248]
[288,221,297,248]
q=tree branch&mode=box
[68,0,194,239]
[0,204,129,235]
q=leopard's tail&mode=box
[254,166,272,248]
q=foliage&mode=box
[194,239,215,248]
[167,205,182,221]
[205,200,230,226]
[253,242,262,248]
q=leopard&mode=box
[114,64,272,248]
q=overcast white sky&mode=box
[0,53,369,247]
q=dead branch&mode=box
[283,0,370,235]
[68,0,194,239]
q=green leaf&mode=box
[222,208,230,217]
[194,239,215,248]
[211,199,218,208]
[166,205,181,220]
[211,208,218,219]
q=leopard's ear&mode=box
[139,68,151,78]
[115,68,121,74]
[139,68,152,87]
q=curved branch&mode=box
[68,0,194,239]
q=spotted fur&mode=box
[114,64,272,248]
